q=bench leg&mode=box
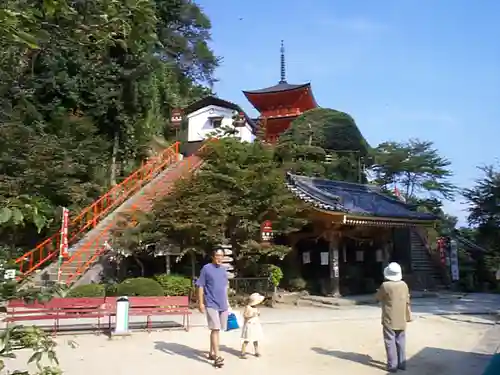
[52,318,58,337]
[186,314,190,332]
[147,316,151,333]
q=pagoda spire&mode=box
[279,40,287,84]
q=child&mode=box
[240,292,264,359]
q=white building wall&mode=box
[186,105,255,143]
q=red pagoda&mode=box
[243,41,318,143]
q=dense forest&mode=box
[0,0,217,259]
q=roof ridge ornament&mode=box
[279,40,287,84]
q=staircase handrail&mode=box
[60,140,213,286]
[413,226,451,285]
[14,142,180,278]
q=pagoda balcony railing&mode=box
[266,134,280,144]
[262,108,301,118]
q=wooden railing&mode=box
[266,134,280,144]
[15,142,181,278]
[59,140,214,286]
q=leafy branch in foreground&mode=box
[0,280,71,374]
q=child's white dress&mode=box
[241,306,263,342]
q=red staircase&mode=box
[15,141,207,287]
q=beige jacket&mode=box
[375,280,411,330]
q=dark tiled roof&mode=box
[243,82,310,95]
[286,173,437,221]
[184,96,255,130]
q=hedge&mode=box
[66,284,105,298]
[154,274,192,296]
[115,277,164,296]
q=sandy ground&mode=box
[4,308,497,375]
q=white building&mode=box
[181,96,255,155]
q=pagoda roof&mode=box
[184,96,255,130]
[243,82,311,95]
[286,173,437,226]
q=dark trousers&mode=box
[383,327,406,369]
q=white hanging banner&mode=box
[302,251,311,264]
[60,207,69,258]
[320,252,329,265]
[375,249,383,263]
[450,240,460,281]
[356,251,364,262]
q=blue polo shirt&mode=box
[196,263,228,311]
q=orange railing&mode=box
[59,140,213,285]
[15,142,181,278]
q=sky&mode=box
[197,0,500,226]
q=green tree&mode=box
[371,139,456,200]
[0,115,108,252]
[462,164,500,276]
[112,138,309,275]
[0,0,218,256]
[277,108,370,182]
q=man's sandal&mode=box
[213,356,224,368]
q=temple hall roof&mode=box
[286,173,437,225]
[243,82,311,95]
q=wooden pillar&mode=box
[328,230,341,297]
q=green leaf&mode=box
[14,31,39,49]
[11,208,24,225]
[32,214,46,233]
[27,351,42,365]
[0,207,12,224]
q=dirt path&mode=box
[4,313,497,375]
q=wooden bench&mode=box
[105,296,191,332]
[5,297,108,335]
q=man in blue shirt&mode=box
[196,249,229,367]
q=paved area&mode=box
[4,298,499,375]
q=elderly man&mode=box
[196,249,230,368]
[375,262,412,373]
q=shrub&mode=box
[105,283,118,296]
[115,277,164,296]
[288,277,307,291]
[266,265,283,288]
[67,284,105,298]
[154,274,192,296]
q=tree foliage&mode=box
[276,108,370,182]
[463,165,500,274]
[113,138,309,275]
[371,139,456,200]
[0,0,218,255]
